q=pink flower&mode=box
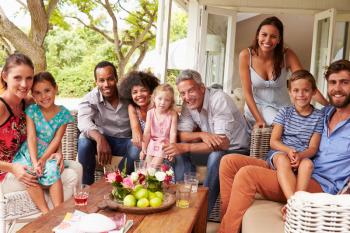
[161,164,170,172]
[122,177,134,189]
[106,172,117,183]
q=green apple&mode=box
[148,191,156,200]
[137,198,150,208]
[155,191,164,200]
[123,194,136,207]
[134,188,148,200]
[134,184,143,192]
[149,197,162,207]
[132,184,144,196]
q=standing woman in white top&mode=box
[240,16,328,128]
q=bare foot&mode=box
[281,204,287,222]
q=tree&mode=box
[45,27,115,97]
[170,11,187,43]
[0,0,59,71]
[67,0,157,78]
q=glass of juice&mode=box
[74,184,90,206]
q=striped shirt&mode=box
[274,106,324,152]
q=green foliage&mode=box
[65,0,158,77]
[121,0,158,49]
[170,12,188,42]
[45,28,116,97]
[49,10,70,30]
[166,69,181,105]
[0,49,6,66]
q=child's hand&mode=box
[290,152,301,168]
[287,149,297,162]
[140,150,146,160]
[35,159,45,177]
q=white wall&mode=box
[232,14,314,89]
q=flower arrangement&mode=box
[106,163,174,202]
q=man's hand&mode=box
[96,135,112,165]
[200,132,229,150]
[11,163,38,187]
[163,143,186,161]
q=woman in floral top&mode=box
[0,53,37,187]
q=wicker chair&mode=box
[0,111,79,233]
[285,191,350,233]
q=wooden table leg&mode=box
[193,190,208,233]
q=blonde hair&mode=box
[152,84,175,110]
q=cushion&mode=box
[242,200,284,233]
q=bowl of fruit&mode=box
[104,164,176,214]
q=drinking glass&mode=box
[184,172,196,183]
[74,184,90,206]
[134,160,147,172]
[176,182,191,208]
[186,178,199,193]
[103,164,118,177]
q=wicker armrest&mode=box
[285,191,350,232]
[62,110,78,161]
[249,126,272,159]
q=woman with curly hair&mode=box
[119,71,159,149]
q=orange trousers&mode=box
[218,155,323,233]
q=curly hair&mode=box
[119,71,160,106]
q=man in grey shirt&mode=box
[164,70,250,215]
[78,61,139,185]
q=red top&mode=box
[0,97,26,181]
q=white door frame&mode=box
[198,5,237,94]
[155,0,172,83]
[310,8,336,96]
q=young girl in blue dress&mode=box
[13,72,74,213]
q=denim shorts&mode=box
[266,149,288,170]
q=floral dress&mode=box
[13,104,74,186]
[0,97,26,182]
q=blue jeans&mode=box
[78,135,139,185]
[174,149,249,216]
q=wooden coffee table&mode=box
[18,179,208,233]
